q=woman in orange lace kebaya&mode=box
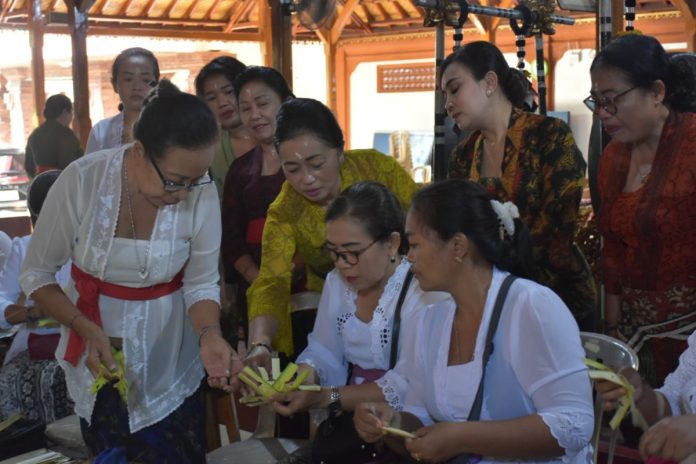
[591,35,696,385]
[443,41,596,329]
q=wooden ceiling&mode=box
[0,0,681,42]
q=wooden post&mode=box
[268,0,292,87]
[673,0,696,51]
[259,0,272,68]
[27,0,45,128]
[324,39,336,110]
[66,0,92,147]
[611,0,623,36]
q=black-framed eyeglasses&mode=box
[325,238,381,266]
[149,156,213,192]
[583,86,638,115]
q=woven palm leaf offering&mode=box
[583,358,648,431]
[239,358,320,406]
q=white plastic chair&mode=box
[580,332,639,464]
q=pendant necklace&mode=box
[637,163,652,184]
[123,159,151,280]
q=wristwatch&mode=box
[328,386,342,413]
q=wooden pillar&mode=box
[611,0,624,37]
[66,0,92,147]
[324,39,337,110]
[27,0,45,128]
[546,36,557,112]
[259,0,272,68]
[673,0,696,51]
[268,0,292,87]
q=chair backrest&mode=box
[580,332,639,370]
[580,332,639,464]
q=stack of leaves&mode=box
[91,347,128,404]
[239,359,320,406]
[584,358,648,431]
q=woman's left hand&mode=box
[200,331,240,392]
[405,422,465,463]
[639,415,696,462]
[270,389,325,416]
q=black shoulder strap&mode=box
[467,274,517,422]
[389,270,414,369]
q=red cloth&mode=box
[36,165,58,174]
[349,366,387,385]
[245,217,266,244]
[65,264,184,366]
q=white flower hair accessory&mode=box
[490,200,520,240]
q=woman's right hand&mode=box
[594,366,645,411]
[81,322,117,378]
[354,402,394,443]
[244,343,273,373]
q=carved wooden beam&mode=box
[331,0,359,42]
[672,0,696,50]
[224,0,255,32]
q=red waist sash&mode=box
[65,264,184,366]
[36,165,58,174]
[245,217,266,244]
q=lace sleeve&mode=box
[183,184,221,310]
[658,331,696,415]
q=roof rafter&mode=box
[204,0,223,20]
[225,0,255,32]
[331,0,360,42]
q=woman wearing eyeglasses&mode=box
[243,98,417,368]
[442,41,596,331]
[270,183,446,440]
[20,80,237,462]
[591,34,696,385]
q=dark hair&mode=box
[440,41,528,108]
[133,79,219,159]
[111,47,160,87]
[233,66,294,102]
[274,98,344,150]
[28,170,61,224]
[194,56,247,97]
[591,35,696,112]
[43,94,72,120]
[410,179,531,277]
[326,181,407,255]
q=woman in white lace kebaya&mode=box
[596,330,696,462]
[20,80,236,463]
[85,48,159,154]
[270,182,447,417]
[354,180,594,464]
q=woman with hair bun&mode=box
[590,34,696,385]
[443,41,596,330]
[20,80,236,462]
[354,179,594,464]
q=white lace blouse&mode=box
[20,146,221,432]
[85,113,125,154]
[659,330,696,415]
[377,268,594,464]
[296,259,449,387]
